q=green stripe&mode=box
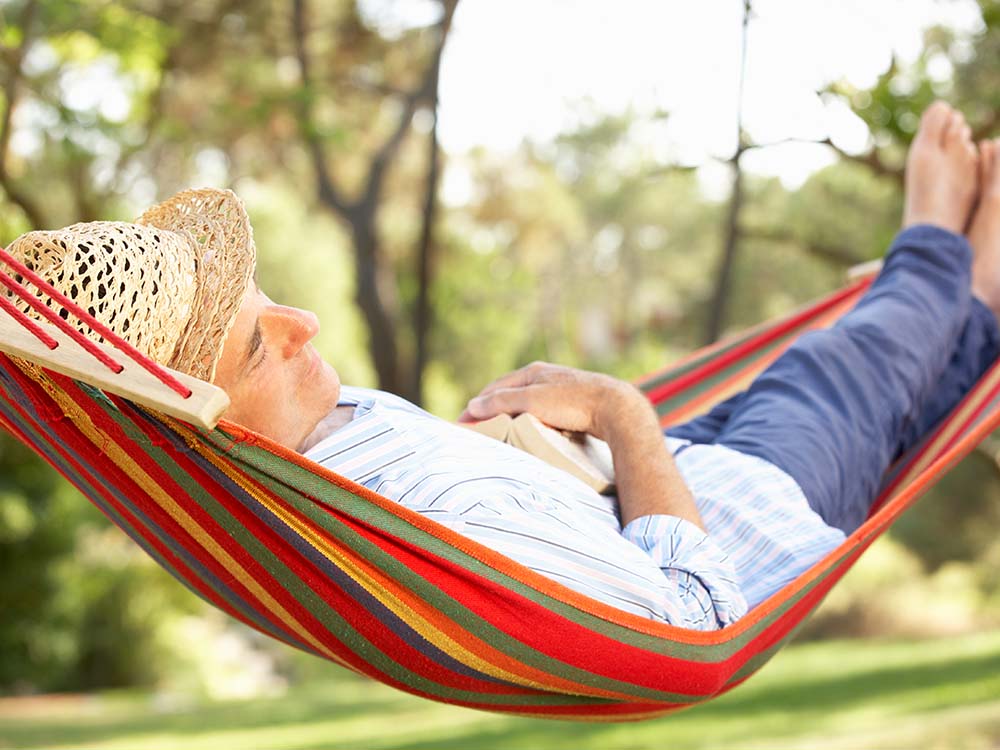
[101,406,588,708]
[212,431,697,703]
[0,377,192,587]
[208,425,876,701]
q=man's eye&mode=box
[250,349,266,371]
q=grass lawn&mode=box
[2,630,1000,750]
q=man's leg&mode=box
[666,391,747,445]
[889,295,1000,454]
[667,293,1000,464]
[669,103,983,534]
[886,138,1000,454]
[711,226,975,533]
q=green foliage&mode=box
[1,0,1000,698]
[0,432,79,690]
[0,431,200,694]
[892,452,1000,573]
[3,634,1000,749]
[425,230,536,415]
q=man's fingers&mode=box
[468,361,552,401]
[465,385,537,420]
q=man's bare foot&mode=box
[903,101,979,233]
[968,138,1000,317]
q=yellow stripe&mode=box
[167,416,639,699]
[507,704,685,721]
[20,365,345,665]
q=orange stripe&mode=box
[166,416,639,699]
[659,297,857,425]
[884,363,1000,498]
[34,372,348,665]
[213,419,747,645]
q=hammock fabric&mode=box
[2,271,999,722]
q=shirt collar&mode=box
[303,389,412,483]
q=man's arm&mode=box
[461,360,704,530]
[460,361,746,629]
[595,388,706,531]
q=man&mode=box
[6,102,999,631]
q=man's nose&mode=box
[264,304,320,359]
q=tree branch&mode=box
[704,0,751,344]
[744,133,905,185]
[740,225,866,267]
[818,137,903,185]
[291,0,352,217]
[361,67,437,211]
[409,0,459,403]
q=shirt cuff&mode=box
[622,514,749,628]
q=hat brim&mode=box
[137,188,257,382]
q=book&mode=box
[462,412,616,494]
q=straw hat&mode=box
[4,188,256,382]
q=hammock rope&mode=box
[1,258,999,721]
[0,246,191,396]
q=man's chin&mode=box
[296,426,320,454]
[296,400,342,454]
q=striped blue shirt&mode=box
[304,386,846,630]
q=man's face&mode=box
[212,281,341,451]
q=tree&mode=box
[291,0,459,404]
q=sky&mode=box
[430,0,984,195]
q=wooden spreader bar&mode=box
[0,311,229,430]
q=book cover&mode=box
[463,413,615,493]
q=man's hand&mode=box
[460,360,706,532]
[458,361,648,441]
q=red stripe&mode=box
[874,361,1000,509]
[39,373,372,663]
[105,395,537,698]
[0,292,59,348]
[0,360,280,643]
[4,364,567,707]
[726,541,872,670]
[0,269,125,374]
[644,278,870,406]
[0,249,190,397]
[351,489,885,701]
[354,523,734,697]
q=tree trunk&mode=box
[407,0,457,405]
[292,0,458,398]
[704,150,745,344]
[351,218,402,393]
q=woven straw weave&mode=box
[138,188,256,382]
[5,222,200,370]
[3,188,256,383]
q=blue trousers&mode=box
[666,225,1000,533]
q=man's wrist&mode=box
[592,380,657,442]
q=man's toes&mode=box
[916,101,953,144]
[984,139,1000,197]
[980,140,995,183]
[941,110,966,149]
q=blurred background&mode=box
[1,0,1000,748]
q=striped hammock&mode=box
[1,264,999,721]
